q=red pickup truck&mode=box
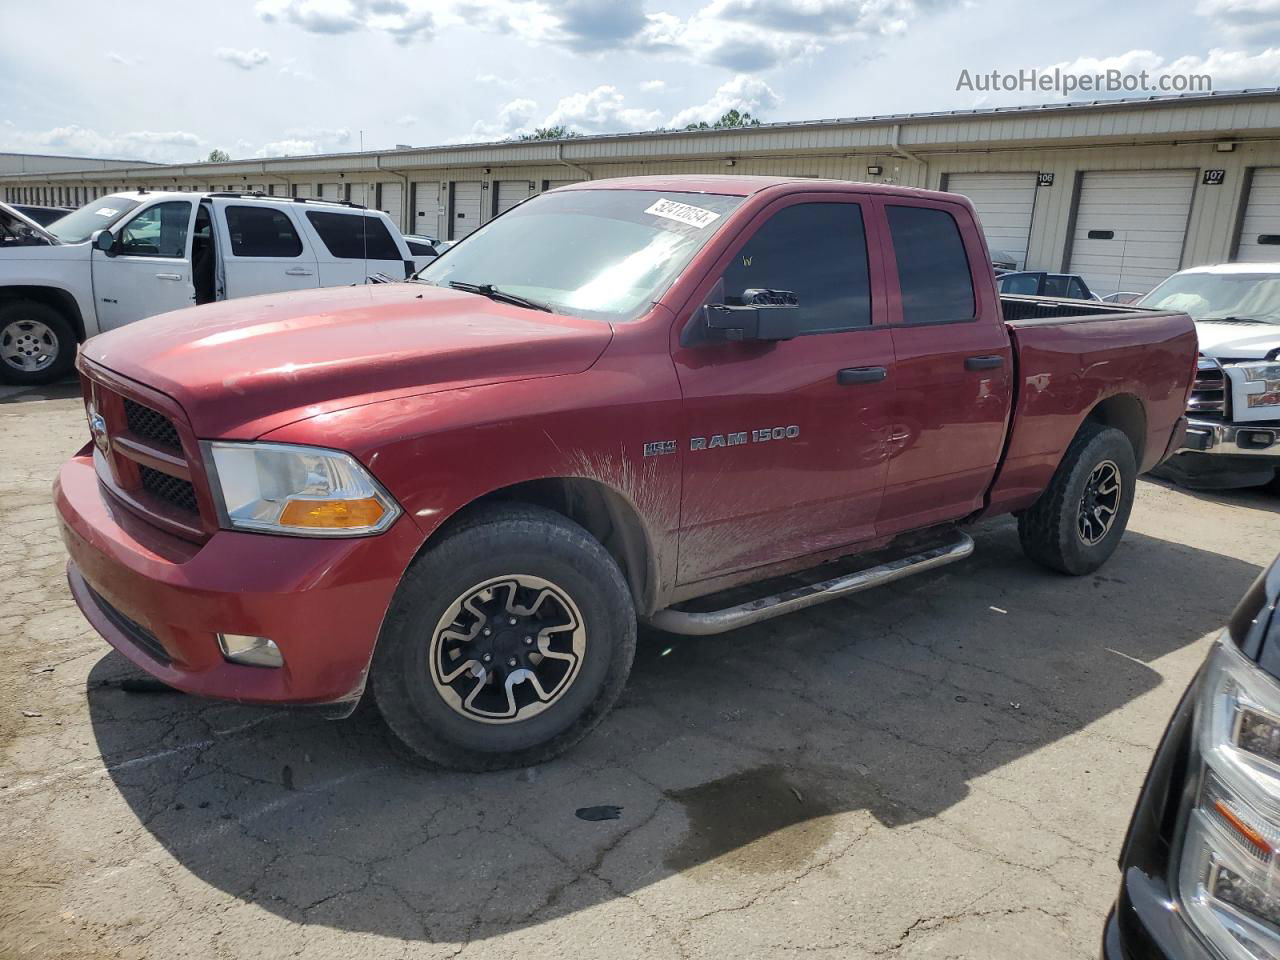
[55,176,1197,770]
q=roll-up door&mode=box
[411,181,442,237]
[378,182,404,230]
[495,180,532,217]
[1236,168,1280,263]
[1067,170,1196,295]
[945,172,1038,270]
[451,181,483,239]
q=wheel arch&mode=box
[1084,392,1146,465]
[0,285,87,341]
[428,476,663,616]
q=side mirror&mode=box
[701,289,800,343]
[92,229,116,256]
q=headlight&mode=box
[205,441,400,537]
[1236,362,1280,410]
[1179,638,1280,959]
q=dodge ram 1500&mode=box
[55,175,1198,769]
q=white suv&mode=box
[0,192,430,385]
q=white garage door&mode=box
[1236,168,1280,263]
[946,172,1038,270]
[543,179,582,192]
[451,181,483,239]
[495,180,531,217]
[1068,170,1196,296]
[294,183,313,199]
[411,181,441,237]
[318,182,342,201]
[378,182,404,231]
[347,183,370,208]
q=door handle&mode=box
[154,273,183,281]
[964,355,1005,371]
[837,366,888,385]
[285,268,314,277]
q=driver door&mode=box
[92,199,198,331]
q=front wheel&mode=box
[371,504,636,771]
[1018,423,1137,575]
[0,300,77,386]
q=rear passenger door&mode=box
[873,198,1013,536]
[212,201,319,299]
[301,210,410,286]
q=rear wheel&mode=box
[0,300,76,386]
[1018,422,1137,575]
[372,504,636,771]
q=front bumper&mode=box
[1183,417,1280,460]
[55,447,419,706]
[1103,675,1212,960]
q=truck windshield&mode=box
[46,198,141,244]
[1140,272,1280,324]
[416,189,744,321]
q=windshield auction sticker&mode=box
[645,198,721,229]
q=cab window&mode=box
[720,202,872,334]
[118,201,191,258]
[887,205,976,324]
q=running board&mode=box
[646,533,975,636]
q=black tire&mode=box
[0,299,77,386]
[1018,422,1137,576]
[371,504,637,771]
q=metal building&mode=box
[4,89,1280,295]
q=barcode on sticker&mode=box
[644,198,721,229]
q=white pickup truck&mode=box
[1140,262,1280,489]
[0,192,438,385]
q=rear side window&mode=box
[887,205,976,324]
[720,202,872,334]
[224,205,303,258]
[1000,273,1040,295]
[306,212,401,260]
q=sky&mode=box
[1,0,1278,164]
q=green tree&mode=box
[515,126,580,141]
[685,109,763,131]
[206,148,231,162]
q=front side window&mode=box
[224,205,303,258]
[887,204,977,324]
[417,189,744,322]
[306,212,401,260]
[118,201,192,258]
[719,202,872,334]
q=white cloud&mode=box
[669,74,781,128]
[640,79,667,91]
[543,85,663,133]
[1197,0,1280,44]
[106,51,139,66]
[215,47,271,69]
[277,57,316,80]
[254,138,320,157]
[0,125,204,162]
[459,97,541,141]
[256,0,435,44]
[395,113,419,126]
[1041,47,1280,96]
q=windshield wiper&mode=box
[1201,315,1272,324]
[446,281,552,312]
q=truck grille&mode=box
[1189,358,1228,420]
[123,398,181,450]
[139,465,199,513]
[84,367,209,542]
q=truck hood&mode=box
[1196,320,1280,361]
[0,201,59,244]
[83,283,614,438]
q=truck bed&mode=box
[984,295,1198,517]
